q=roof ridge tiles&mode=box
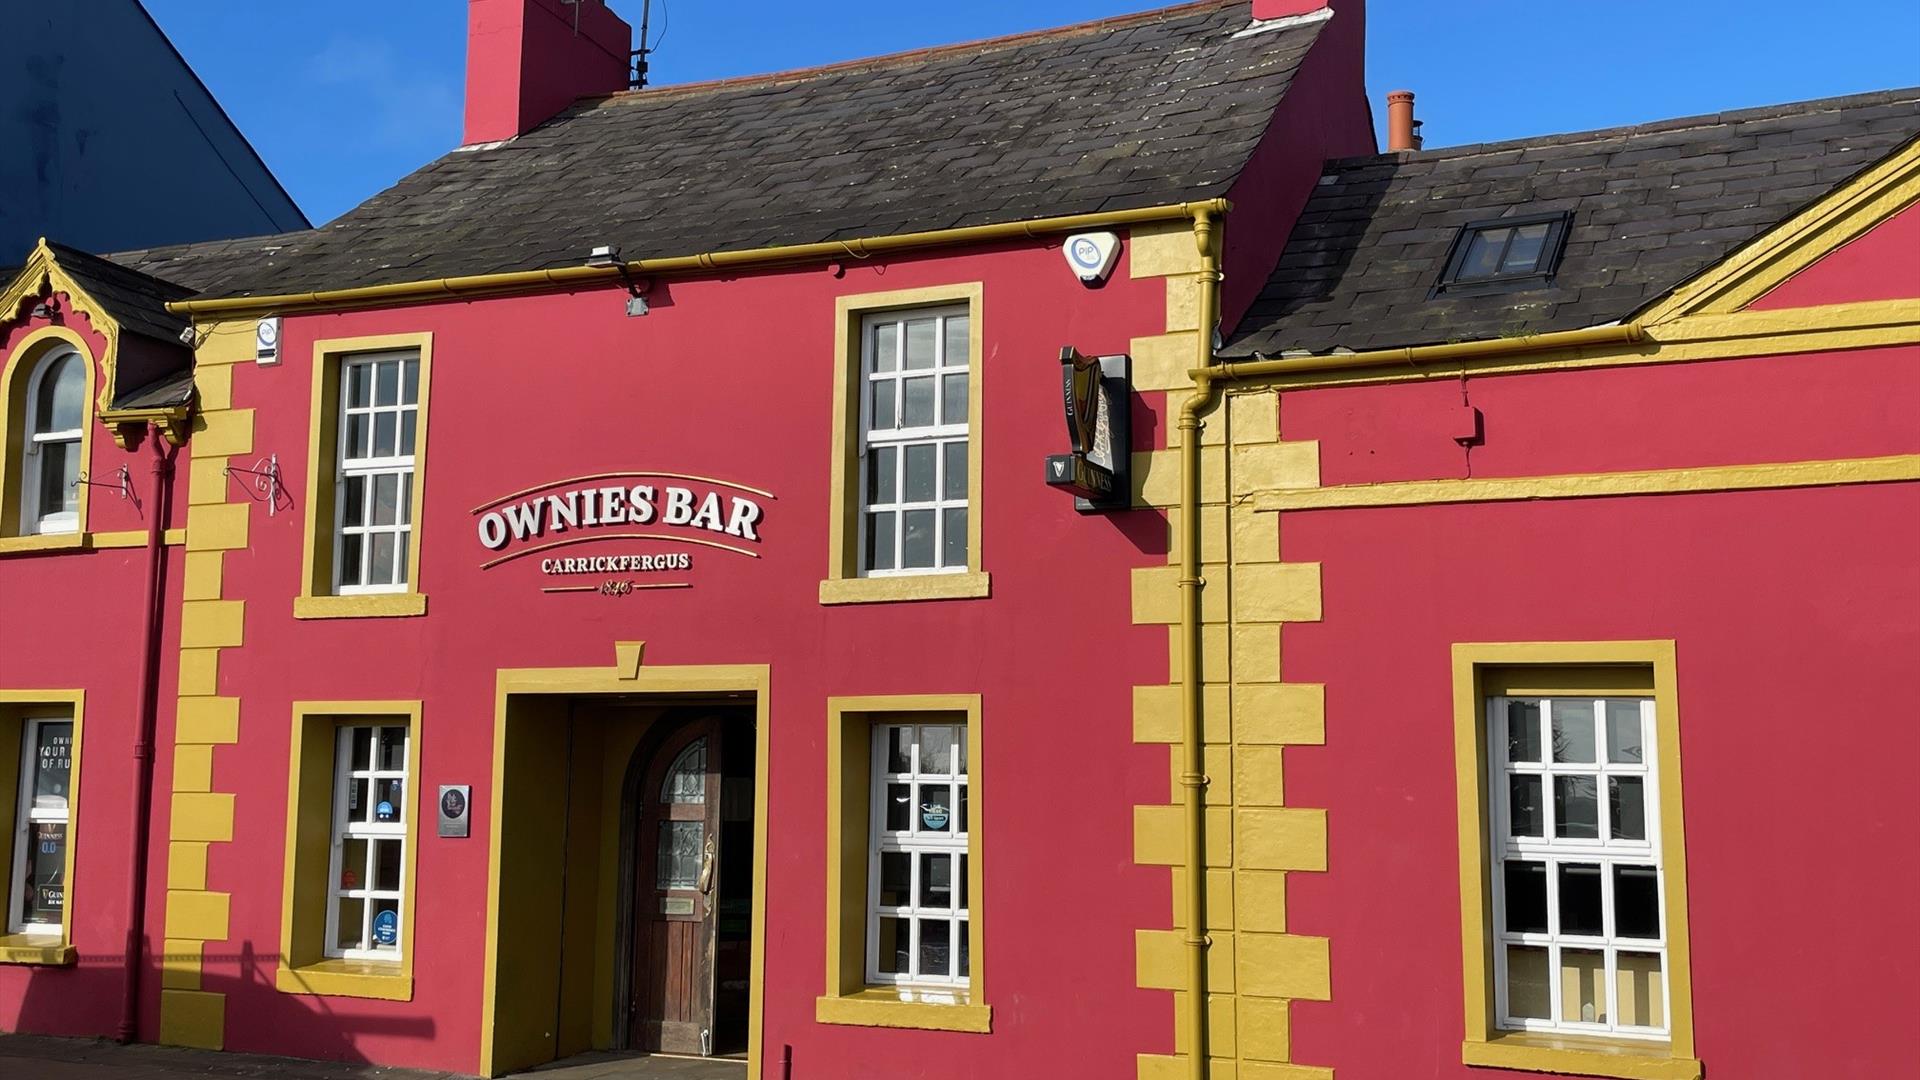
[1317,85,1920,174]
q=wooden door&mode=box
[631,718,724,1054]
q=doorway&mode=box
[480,659,768,1079]
[617,708,755,1058]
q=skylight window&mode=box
[1434,212,1571,294]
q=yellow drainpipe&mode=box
[165,200,1237,318]
[1176,204,1224,1080]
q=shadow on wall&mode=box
[10,938,436,1063]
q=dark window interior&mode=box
[1435,212,1571,294]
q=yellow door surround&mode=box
[479,648,770,1079]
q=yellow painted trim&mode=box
[1,243,149,426]
[818,571,991,605]
[479,658,772,1079]
[277,701,422,1002]
[167,201,1231,317]
[0,527,186,557]
[0,690,85,958]
[1251,454,1920,512]
[821,695,989,1033]
[86,528,187,548]
[299,334,433,616]
[824,284,985,602]
[1452,642,1697,1072]
[0,326,98,539]
[1640,138,1920,321]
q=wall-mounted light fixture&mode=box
[30,301,53,319]
[586,245,649,316]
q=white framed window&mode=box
[1490,696,1668,1039]
[324,723,409,960]
[867,722,969,988]
[9,712,74,935]
[333,351,420,594]
[20,349,83,535]
[857,307,969,577]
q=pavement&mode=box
[0,1036,749,1080]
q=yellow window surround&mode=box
[820,284,989,605]
[0,690,85,966]
[0,327,98,554]
[819,695,989,1033]
[1451,642,1700,1080]
[295,334,433,620]
[277,701,422,1001]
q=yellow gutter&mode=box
[1175,205,1223,1080]
[164,200,1235,317]
[1203,323,1648,382]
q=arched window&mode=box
[20,350,83,535]
[660,738,708,804]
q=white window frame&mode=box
[323,723,409,961]
[1489,695,1669,1040]
[20,348,83,536]
[9,711,73,936]
[866,722,969,989]
[332,351,419,595]
[856,307,970,578]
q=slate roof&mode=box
[45,241,194,346]
[1226,88,1920,358]
[110,0,1328,301]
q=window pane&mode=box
[878,851,910,906]
[1460,227,1510,279]
[942,508,967,569]
[866,446,897,506]
[1614,865,1661,939]
[943,314,969,367]
[876,916,909,975]
[1616,952,1665,1028]
[1550,700,1597,763]
[371,897,401,950]
[1500,222,1550,273]
[29,722,73,811]
[903,444,936,502]
[958,921,970,978]
[916,783,952,832]
[401,360,420,406]
[958,782,968,833]
[373,777,404,823]
[918,917,950,977]
[886,727,912,773]
[902,377,935,427]
[919,852,953,909]
[372,473,400,526]
[335,897,367,951]
[901,510,935,568]
[865,513,896,572]
[941,373,968,424]
[869,380,896,432]
[339,534,365,587]
[342,475,367,527]
[374,412,397,457]
[1554,775,1598,839]
[959,853,969,909]
[1557,863,1604,937]
[1559,948,1605,1024]
[351,727,373,770]
[36,354,84,432]
[872,323,899,374]
[348,778,369,822]
[375,361,399,407]
[942,442,967,501]
[348,363,371,407]
[1506,945,1549,1019]
[1609,776,1646,841]
[19,821,66,925]
[1505,700,1541,763]
[399,409,417,457]
[1606,700,1644,763]
[1502,860,1547,933]
[340,838,368,889]
[378,727,406,771]
[656,820,703,890]
[1508,775,1543,837]
[904,319,936,370]
[885,783,911,832]
[663,740,708,803]
[346,414,369,460]
[373,838,403,891]
[33,441,77,521]
[370,533,398,587]
[919,726,953,775]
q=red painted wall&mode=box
[1748,200,1920,310]
[0,298,191,1042]
[179,236,1183,1075]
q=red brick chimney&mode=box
[463,0,633,145]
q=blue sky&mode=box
[146,0,1920,226]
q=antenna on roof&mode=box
[631,0,661,89]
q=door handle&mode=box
[698,834,717,894]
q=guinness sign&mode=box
[1044,347,1131,511]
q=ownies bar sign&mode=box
[470,472,771,594]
